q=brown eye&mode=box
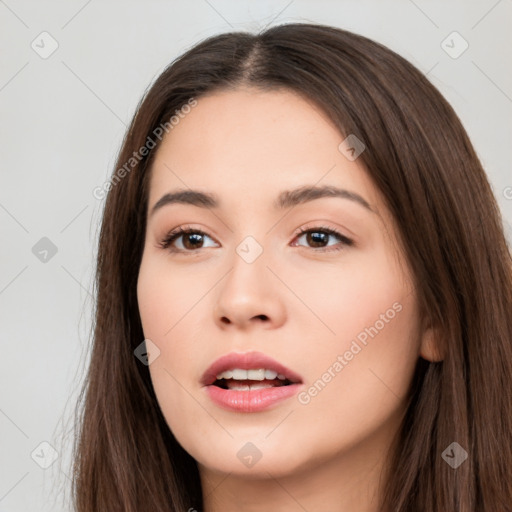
[294,226,353,252]
[160,227,217,252]
[159,225,353,255]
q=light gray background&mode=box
[1,1,511,510]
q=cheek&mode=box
[291,246,419,420]
[285,294,419,469]
[137,254,206,339]
[287,243,414,350]
[136,254,212,429]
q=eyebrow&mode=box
[149,185,375,218]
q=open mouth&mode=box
[212,377,294,390]
[202,354,303,412]
[210,367,299,391]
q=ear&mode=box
[419,323,444,362]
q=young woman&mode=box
[71,23,512,511]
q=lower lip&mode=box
[204,383,302,412]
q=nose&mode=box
[213,245,286,331]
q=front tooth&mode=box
[216,368,285,380]
[247,368,265,381]
[231,368,248,380]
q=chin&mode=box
[186,433,314,478]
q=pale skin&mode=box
[136,87,441,511]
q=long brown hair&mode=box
[69,23,512,511]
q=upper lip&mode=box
[201,351,303,386]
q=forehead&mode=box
[155,87,341,164]
[148,87,382,216]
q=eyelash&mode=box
[158,224,354,254]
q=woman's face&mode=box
[137,87,433,481]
